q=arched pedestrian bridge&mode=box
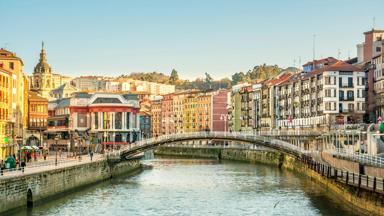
[109,132,316,160]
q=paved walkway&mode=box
[0,152,105,179]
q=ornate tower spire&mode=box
[40,41,47,63]
[33,41,51,75]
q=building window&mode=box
[103,112,111,129]
[362,103,366,111]
[348,103,354,111]
[348,77,353,87]
[77,113,87,127]
[9,62,14,70]
[126,112,131,129]
[347,90,354,100]
[94,112,99,129]
[115,112,122,129]
[132,114,137,129]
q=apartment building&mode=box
[275,61,365,130]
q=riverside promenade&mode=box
[0,151,141,214]
[0,153,104,179]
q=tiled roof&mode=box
[29,91,48,102]
[302,57,338,67]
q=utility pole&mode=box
[312,34,316,70]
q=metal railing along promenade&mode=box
[302,156,384,193]
[326,148,384,167]
[0,154,104,178]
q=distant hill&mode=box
[119,72,171,84]
[119,65,301,91]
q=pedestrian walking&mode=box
[43,150,47,161]
[21,158,26,173]
[0,160,4,176]
[59,148,62,159]
[90,151,94,161]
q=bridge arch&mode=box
[27,188,33,208]
[117,132,309,160]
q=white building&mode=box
[276,61,366,130]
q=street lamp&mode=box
[220,114,229,147]
[16,136,23,167]
[54,135,59,166]
[103,132,107,154]
[220,114,229,133]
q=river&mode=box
[10,158,359,216]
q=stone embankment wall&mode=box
[0,159,141,214]
[321,152,384,178]
[155,147,384,216]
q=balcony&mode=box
[339,84,354,88]
[339,97,354,101]
[339,108,354,113]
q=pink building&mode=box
[212,90,229,132]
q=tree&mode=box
[170,69,179,84]
[231,72,248,85]
[204,72,213,89]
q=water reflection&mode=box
[10,158,360,216]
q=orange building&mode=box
[0,68,11,159]
[0,48,28,159]
[26,91,48,146]
[150,99,162,137]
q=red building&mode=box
[212,90,230,132]
[46,92,141,151]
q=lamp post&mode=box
[54,135,59,166]
[220,114,229,133]
[220,114,229,147]
[16,136,22,166]
[103,132,107,154]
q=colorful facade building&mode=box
[0,48,28,159]
[0,68,11,159]
[47,92,141,151]
[275,61,366,130]
[161,93,175,135]
[355,29,384,122]
[230,83,250,132]
[150,89,229,136]
[239,85,253,132]
[211,90,230,132]
[150,98,162,137]
[26,91,48,146]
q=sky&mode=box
[0,0,383,80]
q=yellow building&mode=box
[0,48,28,159]
[0,68,11,159]
[183,91,212,132]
